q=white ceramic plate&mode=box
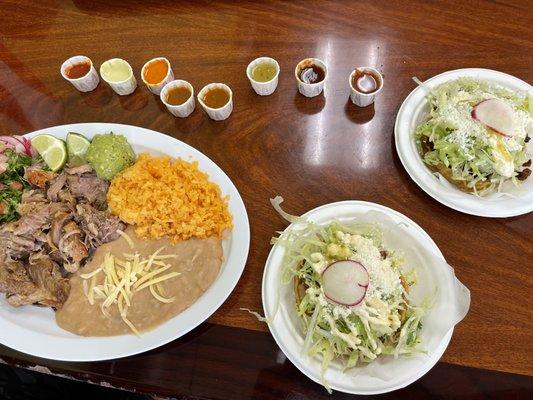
[262,201,454,395]
[0,123,250,361]
[395,68,533,217]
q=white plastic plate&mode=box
[262,201,457,395]
[395,68,532,217]
[0,123,250,361]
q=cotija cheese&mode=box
[107,153,232,242]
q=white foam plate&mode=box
[395,68,533,217]
[0,123,250,361]
[262,201,455,395]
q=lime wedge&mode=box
[66,132,91,166]
[31,134,67,172]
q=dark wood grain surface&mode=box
[1,323,532,400]
[1,0,532,398]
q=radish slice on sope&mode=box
[321,260,369,306]
[471,99,516,137]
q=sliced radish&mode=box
[18,136,35,157]
[322,260,369,306]
[471,99,516,137]
[0,135,34,157]
[0,136,20,148]
[0,136,25,154]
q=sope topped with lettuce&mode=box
[414,77,532,195]
[270,198,426,391]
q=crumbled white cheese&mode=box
[306,287,329,308]
[310,252,324,263]
[514,109,533,140]
[332,300,353,319]
[311,260,328,275]
[347,234,402,299]
[310,251,327,274]
[336,230,351,245]
[437,101,487,158]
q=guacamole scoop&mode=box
[86,133,135,180]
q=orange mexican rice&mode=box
[107,153,232,242]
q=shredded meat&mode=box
[64,164,94,175]
[0,256,69,308]
[57,189,76,208]
[17,190,47,215]
[0,224,44,261]
[58,221,88,273]
[46,173,67,202]
[75,203,125,248]
[0,260,42,307]
[517,168,531,181]
[50,211,72,246]
[24,167,57,188]
[420,135,434,154]
[67,174,109,208]
[26,253,70,306]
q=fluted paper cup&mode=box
[160,80,195,118]
[60,55,99,92]
[246,57,280,96]
[141,57,174,95]
[99,58,137,96]
[197,83,233,121]
[349,67,383,107]
[295,58,327,98]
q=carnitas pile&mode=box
[0,160,124,309]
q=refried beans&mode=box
[56,226,223,336]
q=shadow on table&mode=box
[344,98,375,125]
[118,89,149,112]
[293,91,326,115]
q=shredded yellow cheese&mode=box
[116,229,134,249]
[80,232,180,335]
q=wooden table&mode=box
[1,0,532,398]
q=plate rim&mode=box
[0,122,250,361]
[261,200,453,395]
[394,67,533,218]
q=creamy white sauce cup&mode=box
[141,57,175,96]
[349,66,383,107]
[160,80,195,118]
[295,58,327,98]
[99,58,137,96]
[60,55,99,92]
[246,57,280,96]
[197,83,233,121]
